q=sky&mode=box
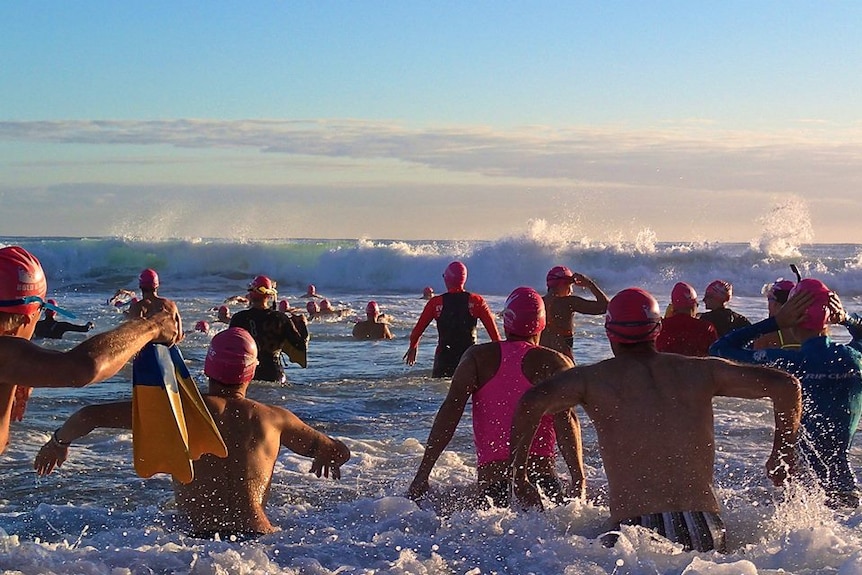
[1,1,861,243]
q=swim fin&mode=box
[281,315,309,368]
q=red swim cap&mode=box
[366,301,380,318]
[45,298,58,318]
[0,246,48,315]
[788,278,831,331]
[671,282,698,310]
[205,327,259,385]
[306,284,316,295]
[306,301,319,314]
[194,320,210,332]
[546,265,574,288]
[139,268,159,290]
[423,286,434,298]
[605,288,662,344]
[705,280,732,303]
[443,261,467,290]
[503,286,546,337]
[217,305,230,320]
[248,275,276,299]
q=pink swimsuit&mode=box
[472,341,557,466]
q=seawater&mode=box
[1,234,862,575]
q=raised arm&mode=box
[570,273,610,315]
[34,401,132,476]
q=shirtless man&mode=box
[540,266,609,362]
[510,287,801,552]
[352,301,394,340]
[408,287,584,507]
[127,268,183,334]
[0,246,180,454]
[404,261,501,378]
[34,327,351,537]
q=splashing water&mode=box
[751,195,814,258]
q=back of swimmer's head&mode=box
[605,288,662,344]
[788,278,832,332]
[247,275,276,302]
[670,282,698,312]
[139,268,159,291]
[0,246,48,316]
[366,300,380,319]
[443,261,467,290]
[704,280,732,307]
[546,266,574,291]
[205,327,259,385]
[502,286,546,337]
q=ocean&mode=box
[2,233,862,575]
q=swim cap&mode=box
[443,261,467,290]
[278,299,290,313]
[306,301,319,314]
[139,268,159,290]
[248,275,277,299]
[502,286,546,337]
[788,278,831,331]
[546,265,574,288]
[204,327,259,385]
[763,279,796,304]
[605,288,662,344]
[366,301,380,319]
[0,246,48,315]
[306,284,316,295]
[194,320,210,332]
[45,298,58,319]
[705,280,732,303]
[670,282,698,310]
[423,286,434,298]
[320,298,334,311]
[217,305,230,320]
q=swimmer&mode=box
[302,284,324,299]
[753,279,800,350]
[34,299,95,339]
[540,266,609,362]
[352,301,394,340]
[698,280,751,336]
[511,287,801,552]
[422,286,434,300]
[655,282,718,357]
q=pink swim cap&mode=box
[764,279,796,304]
[605,288,662,344]
[139,268,159,290]
[546,265,574,288]
[443,261,467,290]
[218,305,230,320]
[0,246,47,315]
[278,299,289,313]
[705,280,732,303]
[671,282,698,310]
[503,286,546,337]
[204,327,259,385]
[788,278,831,331]
[306,284,316,295]
[423,286,434,298]
[194,320,210,332]
[306,301,319,314]
[248,275,276,300]
[366,301,380,318]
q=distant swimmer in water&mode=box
[404,261,501,378]
[223,295,249,307]
[127,269,184,340]
[408,287,583,508]
[655,282,717,357]
[422,286,434,300]
[229,275,309,384]
[34,327,351,538]
[193,320,210,334]
[511,287,801,552]
[352,301,395,340]
[107,289,136,308]
[540,266,609,363]
[698,280,751,336]
[278,299,303,314]
[34,299,95,339]
[711,279,862,508]
[302,284,324,299]
[0,246,180,455]
[310,298,349,321]
[753,279,800,350]
[216,305,231,324]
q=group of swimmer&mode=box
[2,243,861,553]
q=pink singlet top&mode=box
[472,341,557,466]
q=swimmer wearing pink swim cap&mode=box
[699,279,751,337]
[540,266,609,363]
[352,300,394,340]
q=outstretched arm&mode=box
[34,401,132,476]
[407,351,477,500]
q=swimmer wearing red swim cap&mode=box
[541,266,609,363]
[656,282,718,357]
[352,300,394,340]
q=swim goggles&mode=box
[248,284,278,297]
[0,296,77,318]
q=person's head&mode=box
[194,320,210,333]
[443,261,467,291]
[788,278,832,336]
[204,327,259,386]
[247,275,277,306]
[139,268,159,292]
[366,300,380,320]
[0,246,48,337]
[604,288,662,352]
[546,265,575,295]
[217,305,231,322]
[320,298,334,312]
[306,300,320,314]
[670,282,698,316]
[502,286,546,340]
[703,280,732,310]
[277,299,290,313]
[44,298,58,319]
[306,283,316,296]
[422,286,434,299]
[762,279,796,317]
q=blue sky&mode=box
[2,2,860,243]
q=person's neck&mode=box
[207,381,248,398]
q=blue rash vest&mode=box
[710,314,862,495]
